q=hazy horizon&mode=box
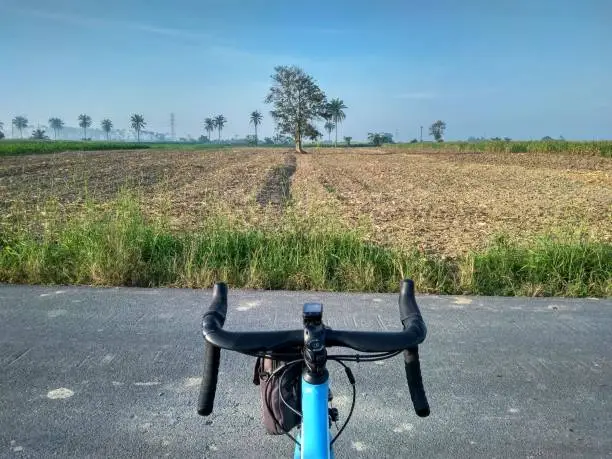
[1,0,611,141]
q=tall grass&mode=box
[392,140,612,157]
[0,140,149,156]
[1,193,609,296]
[464,235,611,297]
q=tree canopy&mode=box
[31,128,49,140]
[250,110,263,145]
[130,114,146,142]
[265,65,327,153]
[213,114,226,142]
[12,116,28,138]
[101,119,113,140]
[204,118,215,140]
[48,117,64,139]
[429,120,446,142]
[78,114,92,140]
[327,98,347,146]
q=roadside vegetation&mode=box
[0,191,608,296]
[0,140,149,156]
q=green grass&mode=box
[0,140,149,156]
[465,235,611,297]
[391,140,612,157]
[1,193,609,296]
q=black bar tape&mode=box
[403,347,430,417]
[197,340,221,416]
[399,279,421,325]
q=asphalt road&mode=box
[0,285,610,458]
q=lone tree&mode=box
[265,65,327,153]
[344,136,352,146]
[204,118,215,141]
[429,120,446,142]
[48,118,64,139]
[249,110,263,145]
[327,98,347,147]
[130,114,146,142]
[12,116,28,138]
[101,119,113,140]
[78,114,92,140]
[213,114,226,143]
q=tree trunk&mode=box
[255,125,258,145]
[218,129,221,143]
[335,125,338,147]
[295,136,304,153]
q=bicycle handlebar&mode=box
[198,279,430,418]
[400,280,430,418]
[196,283,227,416]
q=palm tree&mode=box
[213,114,226,143]
[78,114,92,140]
[204,117,215,141]
[327,98,347,147]
[249,110,263,145]
[130,114,146,142]
[12,116,28,138]
[324,121,335,144]
[48,118,64,140]
[101,119,113,141]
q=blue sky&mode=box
[1,0,611,140]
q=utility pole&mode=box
[170,113,175,141]
[420,126,423,142]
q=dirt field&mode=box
[1,147,610,255]
[293,149,612,254]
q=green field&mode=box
[2,139,612,157]
[0,140,150,156]
[391,140,612,157]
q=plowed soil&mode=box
[1,147,610,255]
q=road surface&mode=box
[0,285,610,458]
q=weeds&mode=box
[1,192,609,296]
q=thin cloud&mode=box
[396,92,438,100]
[17,8,211,41]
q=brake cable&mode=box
[259,350,403,447]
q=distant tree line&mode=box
[1,114,149,142]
